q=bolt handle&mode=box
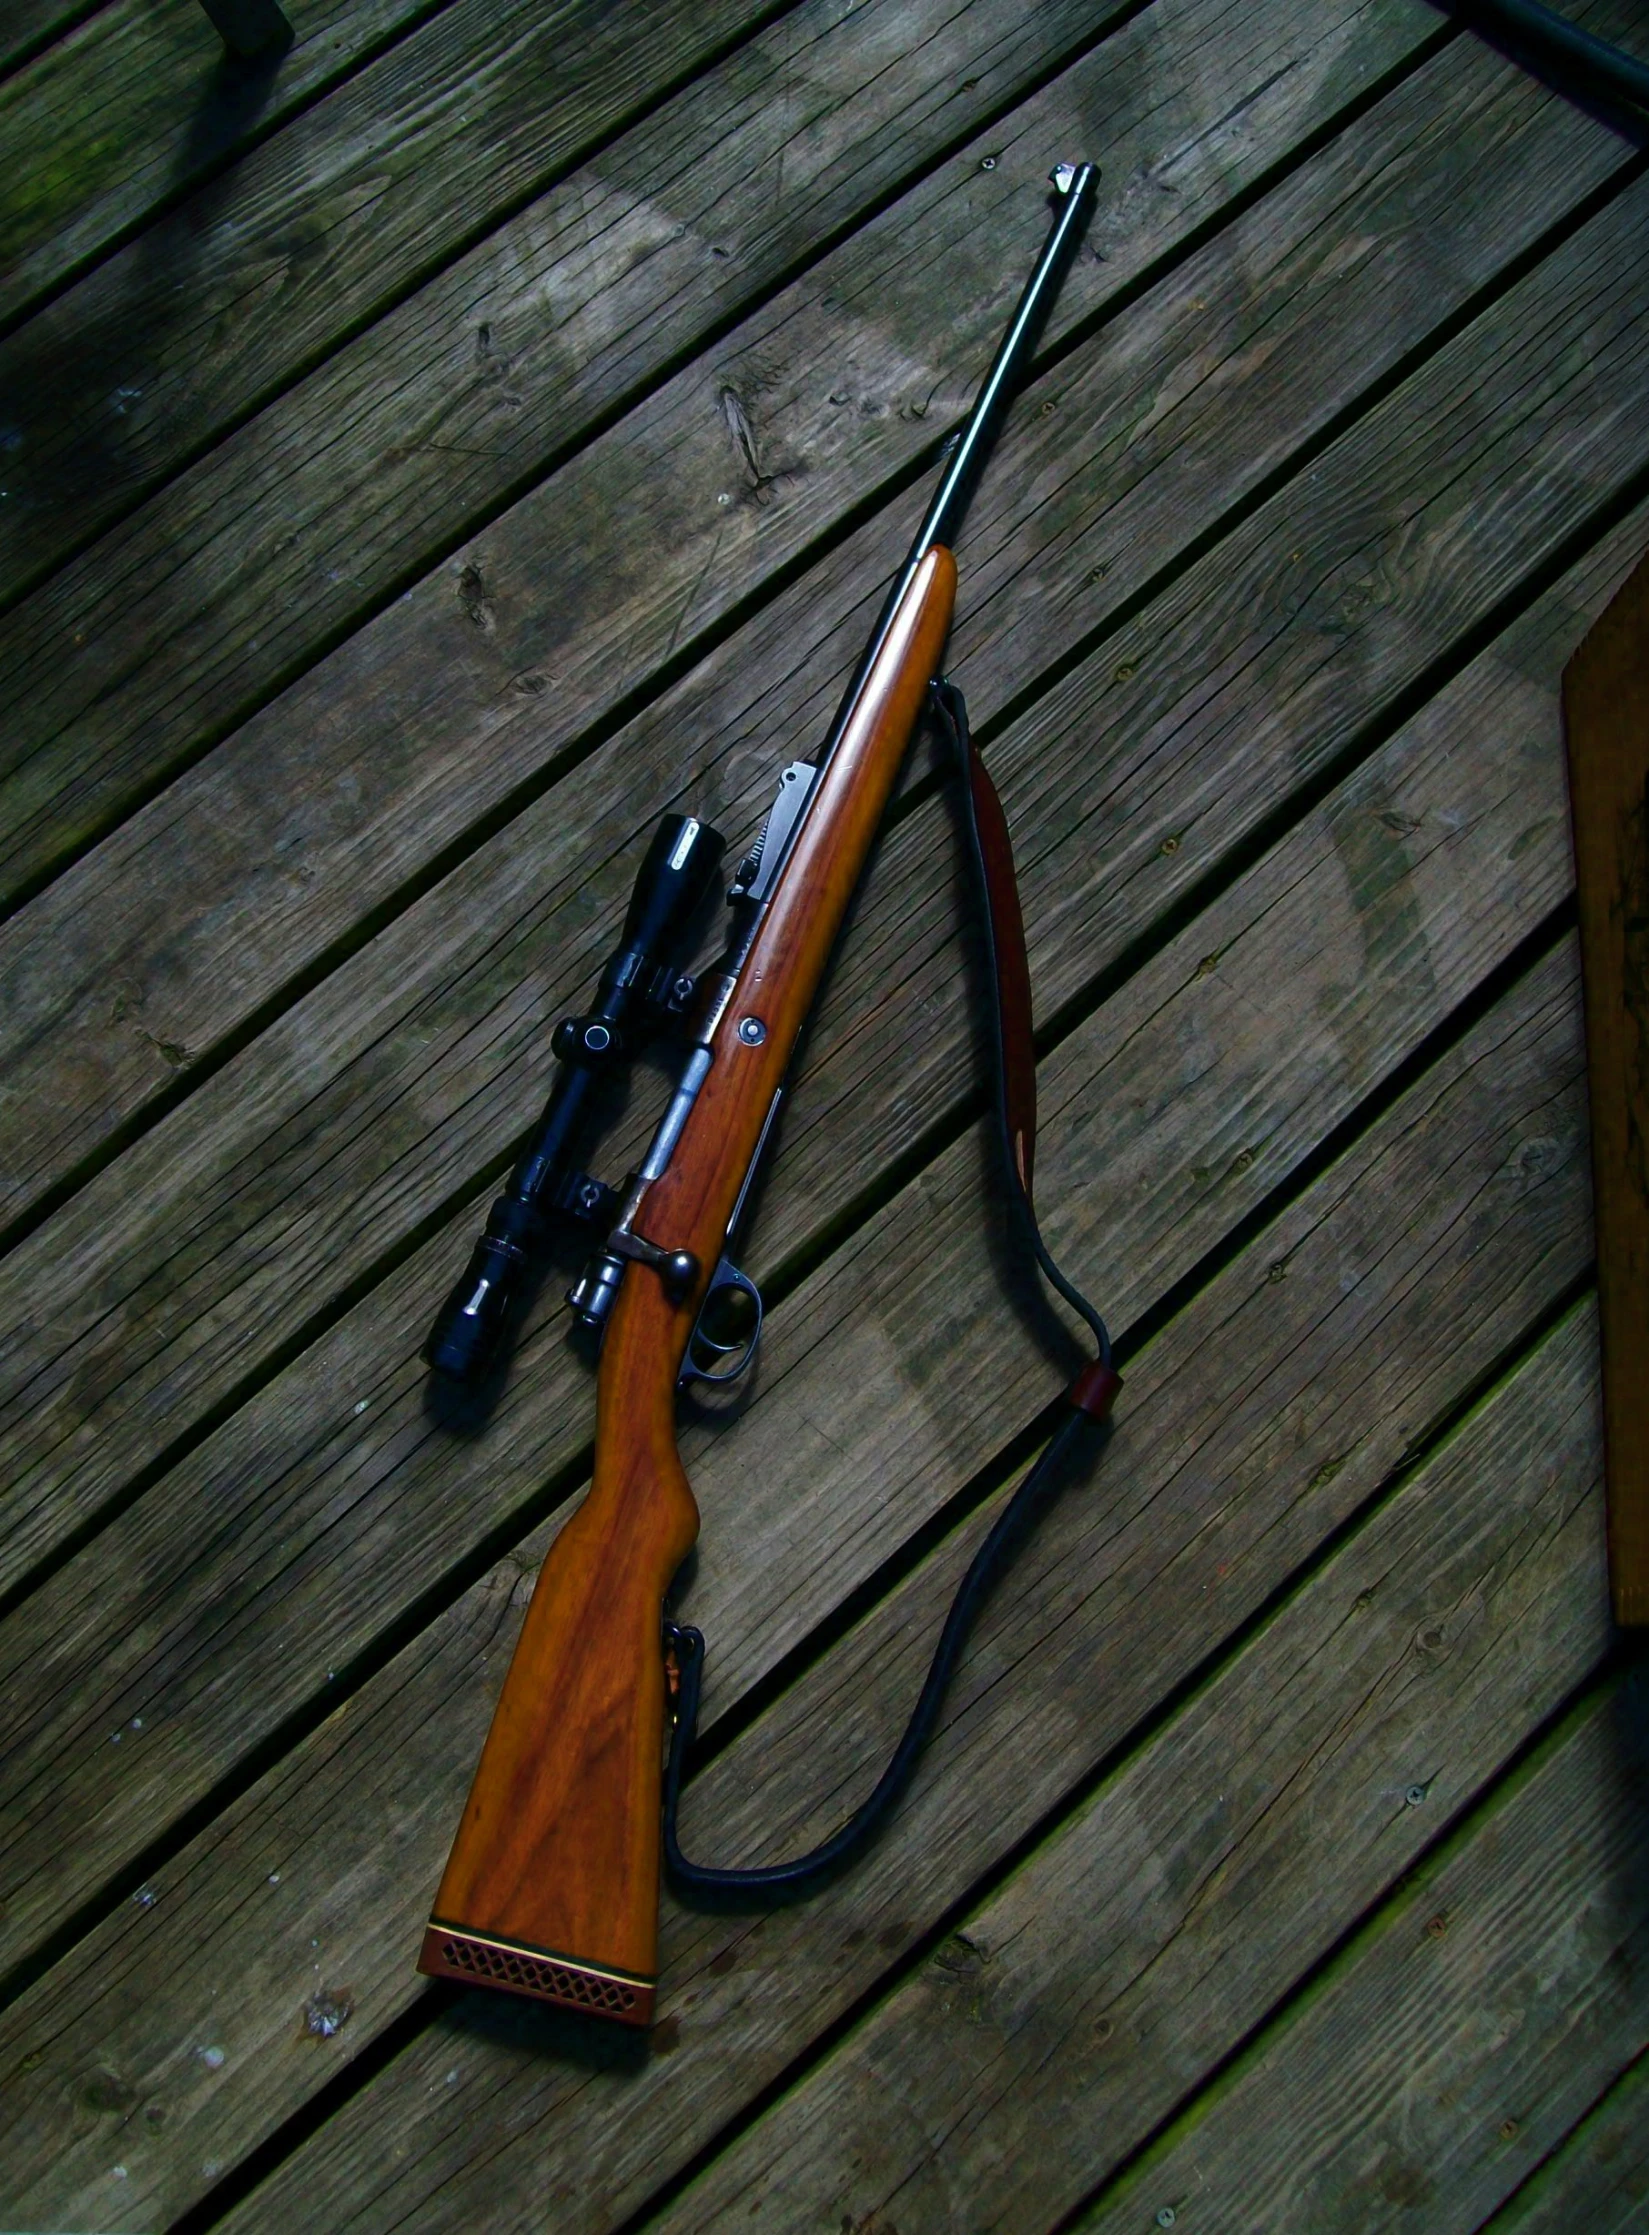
[425,813,725,1382]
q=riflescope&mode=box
[425,811,726,1382]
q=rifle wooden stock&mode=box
[420,547,957,2021]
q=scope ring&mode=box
[551,1014,630,1066]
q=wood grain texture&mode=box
[0,0,1457,1161]
[425,550,952,1998]
[1077,1663,1648,2235]
[210,1092,1606,2235]
[1485,2050,1649,2234]
[0,0,1180,909]
[647,1305,1608,2235]
[0,482,1606,1986]
[0,0,451,327]
[0,0,786,606]
[0,945,1592,2229]
[0,137,1641,1596]
[0,6,1638,2218]
[1563,551,1649,1623]
[0,0,105,78]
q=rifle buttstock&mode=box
[419,1275,695,2024]
[420,547,957,2025]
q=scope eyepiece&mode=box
[426,1208,536,1381]
[425,812,725,1384]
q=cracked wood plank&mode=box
[0,933,1596,2230]
[0,168,1640,1606]
[0,0,1457,1142]
[0,0,454,328]
[0,479,1624,1992]
[644,1312,1608,2235]
[1074,1662,1649,2235]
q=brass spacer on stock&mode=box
[417,1921,656,2027]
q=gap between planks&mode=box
[1481,2041,1649,2234]
[0,476,1624,2062]
[0,919,1602,2230]
[0,0,1443,952]
[0,79,1641,1609]
[0,0,112,82]
[0,0,464,332]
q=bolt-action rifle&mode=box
[418,163,1120,2026]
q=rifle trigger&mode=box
[678,1258,764,1388]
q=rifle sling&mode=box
[662,679,1119,1902]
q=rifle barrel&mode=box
[819,161,1099,772]
[911,160,1100,561]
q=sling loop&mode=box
[662,679,1117,1900]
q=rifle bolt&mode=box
[738,1016,767,1045]
[664,1250,699,1296]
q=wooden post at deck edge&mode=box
[1563,550,1649,1626]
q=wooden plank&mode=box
[1563,553,1649,1622]
[0,0,799,601]
[0,7,1615,1205]
[642,1311,1610,2235]
[0,168,1640,1599]
[207,1153,1613,2233]
[1485,2050,1649,2234]
[0,0,1197,908]
[0,0,1449,1002]
[1075,1667,1649,2235]
[0,0,454,329]
[0,943,1596,2229]
[0,479,1615,1989]
[0,0,105,78]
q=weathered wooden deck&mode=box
[1,0,1647,2226]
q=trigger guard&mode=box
[679,1258,764,1388]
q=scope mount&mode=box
[423,811,726,1383]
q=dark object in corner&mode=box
[1563,551,1649,1627]
[197,0,294,61]
[1452,0,1649,115]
